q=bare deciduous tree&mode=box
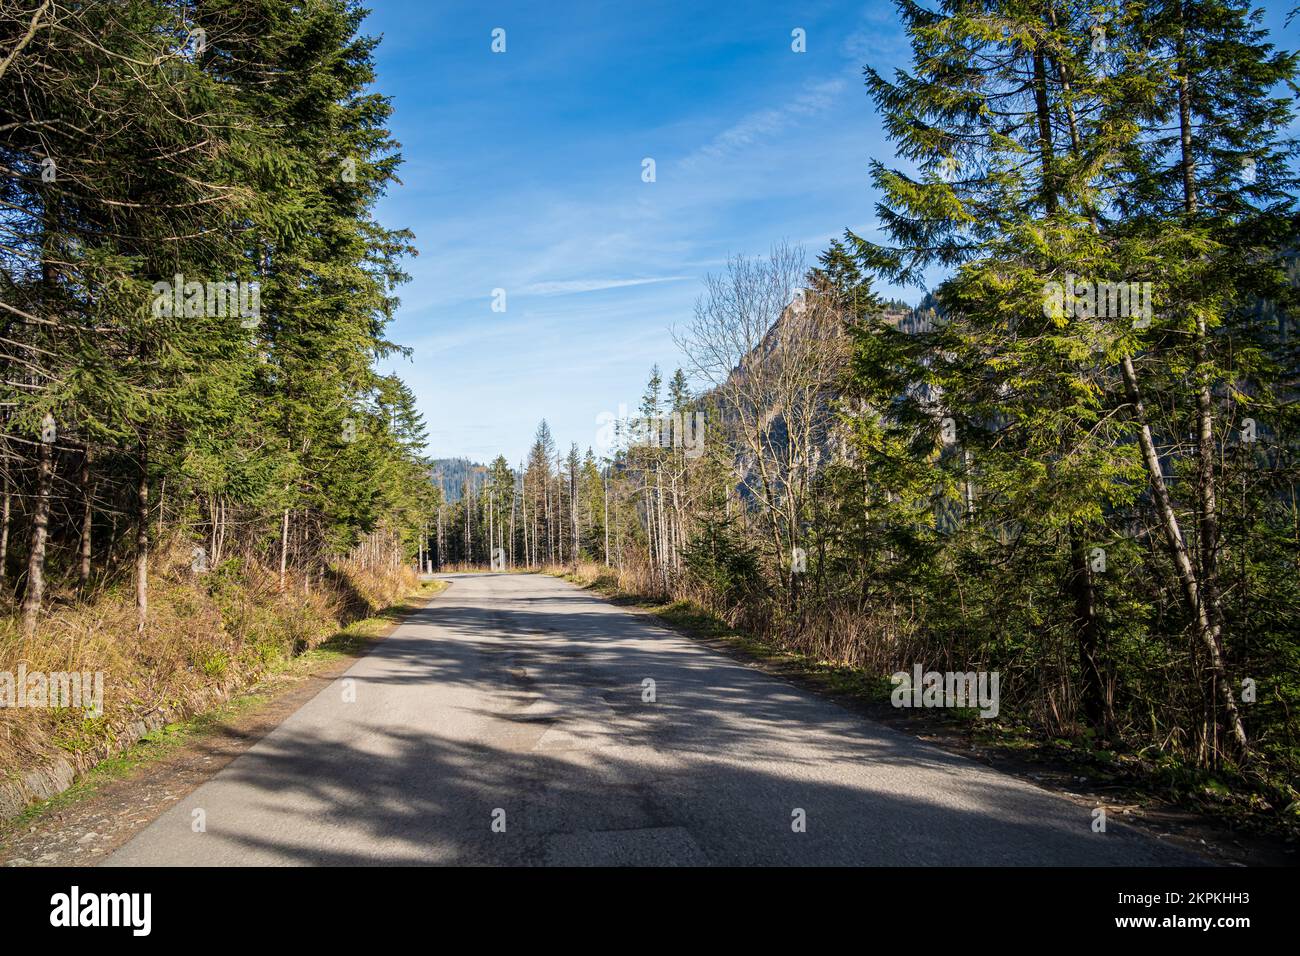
[675,242,850,600]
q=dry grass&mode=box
[0,540,415,777]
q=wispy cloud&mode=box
[680,78,848,169]
[365,0,907,462]
[520,276,691,296]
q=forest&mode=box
[0,0,1296,836]
[0,1,436,777]
[429,0,1300,823]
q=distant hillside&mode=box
[879,291,940,334]
[429,457,489,503]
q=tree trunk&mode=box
[521,491,530,568]
[0,475,10,581]
[1031,34,1109,743]
[1121,355,1249,760]
[279,507,289,589]
[79,444,93,591]
[1172,15,1242,761]
[1031,44,1057,215]
[20,429,54,637]
[1069,526,1111,734]
[135,443,149,632]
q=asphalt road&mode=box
[105,572,1204,866]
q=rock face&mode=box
[1,757,74,821]
[718,293,931,510]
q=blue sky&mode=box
[363,0,1297,464]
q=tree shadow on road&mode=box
[107,575,1210,867]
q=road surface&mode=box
[105,572,1204,866]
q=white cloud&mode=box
[520,276,691,296]
[680,78,848,169]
